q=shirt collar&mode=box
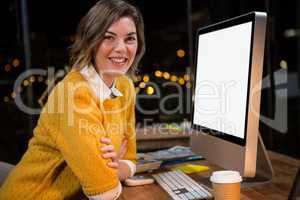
[80,65,123,101]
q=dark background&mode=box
[0,0,299,163]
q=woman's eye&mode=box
[104,35,114,41]
[126,36,137,42]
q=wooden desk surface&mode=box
[119,151,300,200]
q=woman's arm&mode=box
[47,82,121,197]
[87,137,134,200]
[100,137,135,181]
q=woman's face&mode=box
[95,17,138,85]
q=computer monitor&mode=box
[190,12,274,182]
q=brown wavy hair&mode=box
[69,0,145,75]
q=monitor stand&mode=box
[198,132,274,189]
[241,133,274,188]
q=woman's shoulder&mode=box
[41,70,96,114]
[51,70,92,99]
[63,69,86,83]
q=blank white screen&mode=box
[193,22,252,139]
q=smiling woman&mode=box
[0,0,145,200]
[95,17,138,87]
[70,0,145,77]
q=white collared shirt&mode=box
[80,65,123,101]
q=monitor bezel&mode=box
[191,12,258,146]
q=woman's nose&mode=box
[114,39,126,52]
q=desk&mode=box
[119,151,300,200]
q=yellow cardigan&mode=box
[0,70,137,199]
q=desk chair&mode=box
[0,161,14,186]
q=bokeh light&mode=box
[178,78,185,85]
[183,74,190,81]
[155,70,162,77]
[163,72,170,80]
[280,60,288,69]
[177,49,185,58]
[139,82,146,88]
[146,86,154,95]
[143,75,150,82]
[170,75,178,82]
[12,58,20,67]
[23,80,29,86]
[11,92,16,98]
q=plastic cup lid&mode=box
[210,170,242,184]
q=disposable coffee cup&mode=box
[210,170,242,200]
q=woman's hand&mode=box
[100,137,128,168]
[100,137,133,181]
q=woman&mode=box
[0,0,145,199]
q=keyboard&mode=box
[152,170,213,200]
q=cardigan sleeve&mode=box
[52,82,120,196]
